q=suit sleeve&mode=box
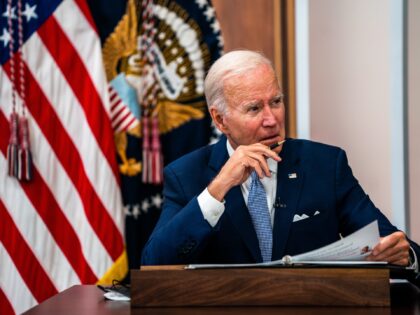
[141,165,215,265]
[335,149,420,259]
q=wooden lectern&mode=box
[131,266,390,307]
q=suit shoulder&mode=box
[290,138,343,154]
[287,139,346,164]
[285,139,349,175]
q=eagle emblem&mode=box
[102,0,221,177]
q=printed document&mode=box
[186,220,385,269]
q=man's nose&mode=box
[262,105,276,126]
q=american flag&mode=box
[0,0,126,314]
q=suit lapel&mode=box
[272,140,304,260]
[208,136,262,262]
[208,136,229,173]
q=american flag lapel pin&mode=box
[288,173,297,179]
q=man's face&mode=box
[211,64,286,152]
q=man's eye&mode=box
[247,106,260,112]
[271,96,284,107]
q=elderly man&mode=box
[141,50,419,268]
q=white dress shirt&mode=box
[197,141,278,227]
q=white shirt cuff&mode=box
[409,247,418,273]
[197,188,225,227]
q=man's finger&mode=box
[372,232,405,255]
[379,251,409,266]
[247,152,271,177]
[250,143,281,161]
[392,258,410,266]
[387,252,409,265]
[247,159,264,179]
[368,249,409,264]
[370,245,403,261]
[368,231,410,264]
[264,148,281,161]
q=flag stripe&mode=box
[73,0,98,34]
[55,0,109,115]
[0,1,127,313]
[110,92,119,105]
[113,106,129,123]
[118,116,139,132]
[0,151,81,292]
[112,108,131,127]
[31,26,124,233]
[22,31,124,236]
[0,243,36,314]
[111,100,125,115]
[0,200,58,303]
[0,288,15,315]
[37,16,119,182]
[111,102,124,116]
[60,0,125,248]
[109,87,120,101]
[114,113,134,131]
[1,61,123,261]
[0,72,114,279]
[0,113,98,284]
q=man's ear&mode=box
[209,107,228,134]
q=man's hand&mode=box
[367,231,410,266]
[208,143,281,201]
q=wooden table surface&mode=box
[23,282,420,315]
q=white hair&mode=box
[204,50,276,114]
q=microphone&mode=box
[273,198,286,208]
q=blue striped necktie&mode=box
[247,171,273,262]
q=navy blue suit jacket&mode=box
[142,137,420,265]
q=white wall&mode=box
[408,0,420,242]
[296,0,419,242]
[308,0,392,218]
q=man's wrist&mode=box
[197,188,225,227]
[208,175,233,201]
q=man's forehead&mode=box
[224,76,281,101]
[224,65,279,89]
